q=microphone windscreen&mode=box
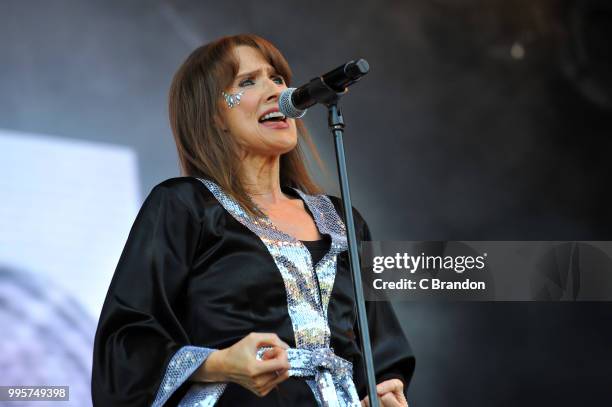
[279,88,307,119]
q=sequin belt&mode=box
[177,347,360,407]
[285,347,361,407]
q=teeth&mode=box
[260,111,286,121]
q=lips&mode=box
[259,120,289,129]
[258,107,289,129]
[258,107,284,121]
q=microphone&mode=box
[279,59,370,118]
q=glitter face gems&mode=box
[222,90,244,108]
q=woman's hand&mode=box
[192,332,291,397]
[360,379,408,407]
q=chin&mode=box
[274,140,298,155]
[263,130,298,152]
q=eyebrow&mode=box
[235,67,279,80]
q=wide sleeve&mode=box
[91,183,215,407]
[352,207,416,396]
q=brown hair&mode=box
[168,33,323,216]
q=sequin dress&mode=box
[92,177,414,406]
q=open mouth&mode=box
[258,110,288,129]
[258,110,287,124]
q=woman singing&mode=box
[91,34,414,407]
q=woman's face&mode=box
[219,45,298,157]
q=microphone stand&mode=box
[308,78,380,407]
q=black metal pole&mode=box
[328,103,380,407]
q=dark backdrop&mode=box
[2,0,611,405]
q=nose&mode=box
[264,78,283,102]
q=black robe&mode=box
[91,177,415,406]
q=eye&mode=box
[238,78,255,87]
[272,75,285,85]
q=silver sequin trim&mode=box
[151,346,217,407]
[191,179,359,406]
[178,382,227,407]
[259,346,360,406]
[199,179,347,349]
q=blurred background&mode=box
[1,0,611,405]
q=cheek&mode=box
[225,104,259,136]
[224,92,258,120]
[236,92,260,119]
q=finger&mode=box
[254,348,289,375]
[261,347,280,360]
[259,369,290,395]
[261,345,288,361]
[253,366,287,385]
[381,392,402,407]
[266,370,289,387]
[249,371,277,395]
[252,332,290,349]
[376,379,400,395]
[362,395,383,407]
[395,390,408,407]
[253,357,289,376]
[377,379,403,395]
